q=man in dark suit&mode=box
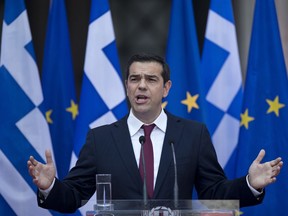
[27,53,283,213]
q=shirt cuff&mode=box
[38,178,56,199]
[246,175,263,196]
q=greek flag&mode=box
[200,0,243,178]
[0,0,53,215]
[71,0,127,214]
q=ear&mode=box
[125,80,128,95]
[163,80,172,98]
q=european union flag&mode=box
[71,0,128,214]
[200,0,243,178]
[0,0,53,215]
[41,0,78,181]
[235,0,288,215]
[165,0,203,121]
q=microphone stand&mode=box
[139,136,148,206]
[170,141,178,208]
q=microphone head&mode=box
[139,136,146,145]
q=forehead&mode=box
[129,61,163,76]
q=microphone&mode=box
[170,141,178,208]
[139,135,148,205]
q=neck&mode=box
[133,108,162,124]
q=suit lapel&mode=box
[154,112,183,197]
[111,116,142,189]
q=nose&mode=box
[138,77,147,89]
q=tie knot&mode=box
[142,124,155,137]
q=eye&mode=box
[129,76,140,82]
[147,76,158,82]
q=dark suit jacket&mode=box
[38,111,264,213]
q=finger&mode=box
[269,177,277,184]
[29,156,38,166]
[45,149,53,165]
[27,161,34,173]
[270,157,282,167]
[254,149,265,164]
[27,164,35,177]
[33,178,39,185]
[273,169,280,177]
[274,163,283,174]
[27,160,32,168]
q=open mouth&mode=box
[136,95,148,103]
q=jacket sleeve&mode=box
[194,124,264,207]
[37,129,98,213]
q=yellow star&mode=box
[162,101,168,109]
[181,92,199,113]
[66,100,78,120]
[240,109,254,129]
[266,96,285,117]
[45,109,53,124]
[234,210,244,216]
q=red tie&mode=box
[139,124,155,199]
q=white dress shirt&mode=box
[127,109,167,188]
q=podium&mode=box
[86,200,239,216]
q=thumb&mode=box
[45,149,53,165]
[254,149,265,164]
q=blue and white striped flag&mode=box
[0,0,54,215]
[71,0,127,214]
[200,0,243,178]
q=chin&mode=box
[133,106,150,114]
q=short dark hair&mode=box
[125,53,170,83]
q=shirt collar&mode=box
[127,109,167,136]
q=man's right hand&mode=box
[27,149,56,190]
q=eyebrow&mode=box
[129,74,159,78]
